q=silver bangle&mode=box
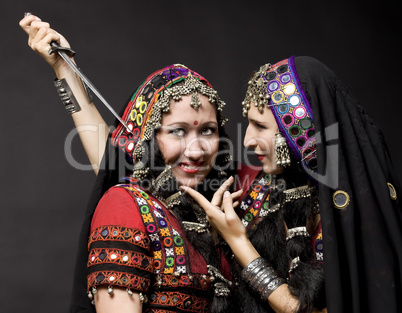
[260,277,286,301]
[54,78,82,114]
[241,257,269,281]
[242,257,285,301]
[250,266,277,293]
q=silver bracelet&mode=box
[241,257,269,282]
[241,257,285,301]
[260,277,286,301]
[54,78,82,114]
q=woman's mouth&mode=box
[178,161,205,174]
[255,153,265,161]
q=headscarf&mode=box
[68,64,229,313]
[243,56,402,312]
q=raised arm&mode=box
[19,14,109,174]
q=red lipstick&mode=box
[178,161,204,174]
[255,153,265,161]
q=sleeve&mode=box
[87,186,154,293]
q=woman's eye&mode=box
[170,128,185,137]
[255,123,267,130]
[201,127,216,136]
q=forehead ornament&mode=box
[242,63,272,116]
[142,72,227,144]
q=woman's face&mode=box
[156,94,220,188]
[244,104,284,175]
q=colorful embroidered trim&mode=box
[123,185,189,275]
[155,273,212,291]
[267,57,317,172]
[88,225,151,249]
[239,174,274,229]
[148,291,210,313]
[88,270,150,291]
[88,248,154,271]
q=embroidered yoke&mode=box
[87,184,230,313]
[237,170,323,262]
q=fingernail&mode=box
[224,191,230,198]
[35,16,41,21]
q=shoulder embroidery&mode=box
[123,185,188,274]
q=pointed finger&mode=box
[180,186,218,217]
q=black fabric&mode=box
[294,56,402,312]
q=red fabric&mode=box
[90,185,217,275]
[235,163,262,199]
[91,187,146,233]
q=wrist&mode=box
[54,59,77,79]
[227,235,259,267]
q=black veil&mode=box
[295,56,402,312]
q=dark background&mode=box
[1,1,401,312]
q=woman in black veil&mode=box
[184,56,402,313]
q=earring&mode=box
[165,191,182,208]
[216,153,233,177]
[274,132,291,167]
[132,160,149,180]
[152,165,172,192]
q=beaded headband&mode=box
[111,64,227,163]
[242,56,317,173]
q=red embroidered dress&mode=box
[88,184,231,312]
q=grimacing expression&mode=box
[244,104,284,175]
[156,94,220,188]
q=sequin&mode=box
[387,182,397,200]
[282,114,294,125]
[174,236,184,246]
[272,91,284,103]
[281,73,291,83]
[288,94,300,106]
[284,83,296,95]
[277,64,288,73]
[300,118,312,129]
[294,107,306,118]
[289,125,301,137]
[166,257,174,267]
[140,205,150,214]
[296,137,307,147]
[244,212,253,222]
[99,250,107,260]
[268,81,279,91]
[110,253,118,260]
[333,190,350,209]
[176,256,186,265]
[101,229,109,237]
[153,241,162,251]
[278,103,289,114]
